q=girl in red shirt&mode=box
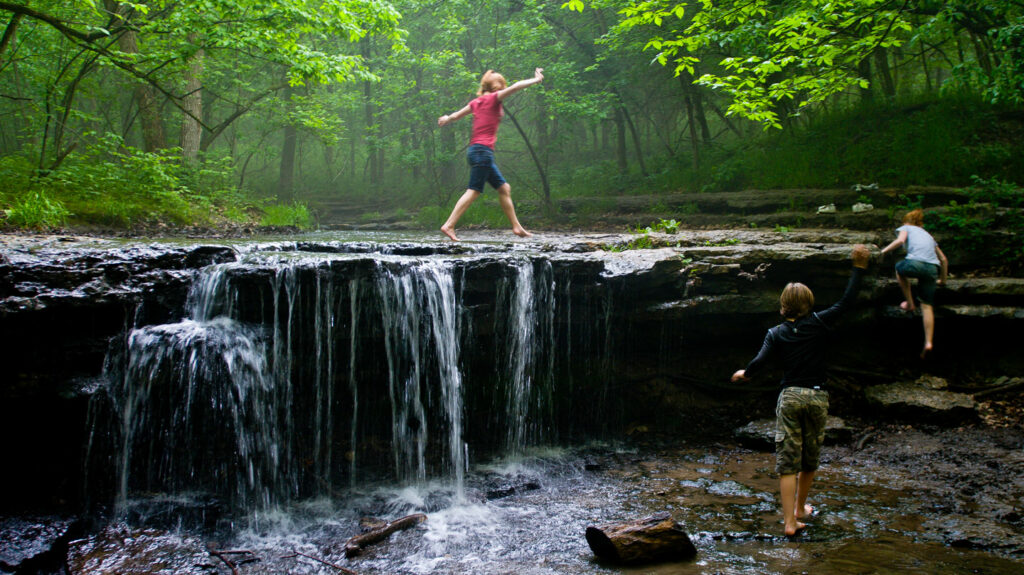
[437,68,543,241]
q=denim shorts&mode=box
[896,258,940,305]
[466,144,506,192]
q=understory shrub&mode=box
[2,134,255,229]
[261,201,314,229]
[4,191,69,230]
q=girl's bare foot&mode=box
[921,342,933,359]
[797,504,814,519]
[784,520,807,536]
[512,227,533,238]
[440,225,460,241]
[899,300,916,312]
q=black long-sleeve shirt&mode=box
[744,267,865,389]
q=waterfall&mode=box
[88,250,618,514]
[106,317,282,511]
[376,260,465,490]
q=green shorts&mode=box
[775,386,829,475]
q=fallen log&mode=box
[282,550,357,574]
[973,377,1024,399]
[206,545,247,575]
[585,512,696,565]
[344,513,427,558]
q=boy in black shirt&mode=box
[732,244,870,535]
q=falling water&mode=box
[88,250,618,516]
[104,317,282,511]
[376,260,465,491]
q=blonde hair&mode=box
[780,282,814,319]
[477,70,507,95]
[902,208,924,226]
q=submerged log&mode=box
[344,513,427,558]
[585,512,696,565]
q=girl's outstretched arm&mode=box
[496,68,544,101]
[438,104,471,126]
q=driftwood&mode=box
[206,546,256,574]
[282,550,358,574]
[344,513,427,558]
[973,378,1024,399]
[585,512,696,565]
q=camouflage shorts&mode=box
[775,387,829,475]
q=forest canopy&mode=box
[0,0,1021,230]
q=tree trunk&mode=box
[621,103,647,177]
[362,38,381,186]
[278,85,297,203]
[585,513,696,565]
[504,106,550,203]
[614,107,627,174]
[180,33,204,164]
[679,75,701,171]
[105,0,164,152]
[874,48,895,99]
[858,56,874,103]
[0,13,22,61]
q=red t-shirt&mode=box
[469,92,503,149]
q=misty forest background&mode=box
[0,0,1022,232]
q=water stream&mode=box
[87,249,617,514]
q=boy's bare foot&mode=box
[797,504,814,519]
[784,520,807,536]
[899,301,916,312]
[440,225,460,241]
[921,342,933,359]
[512,227,533,238]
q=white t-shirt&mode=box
[897,224,940,265]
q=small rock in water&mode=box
[67,523,211,575]
[0,516,79,572]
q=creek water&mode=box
[75,435,1024,574]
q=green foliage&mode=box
[642,218,679,233]
[774,224,791,233]
[1,135,256,229]
[4,191,70,230]
[415,205,449,228]
[606,231,655,252]
[567,0,1024,130]
[702,238,740,247]
[261,201,314,229]
[359,211,383,224]
[709,96,1024,192]
[931,177,1024,266]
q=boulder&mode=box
[0,516,78,573]
[864,382,977,424]
[734,416,854,450]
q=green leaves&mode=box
[566,0,920,128]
